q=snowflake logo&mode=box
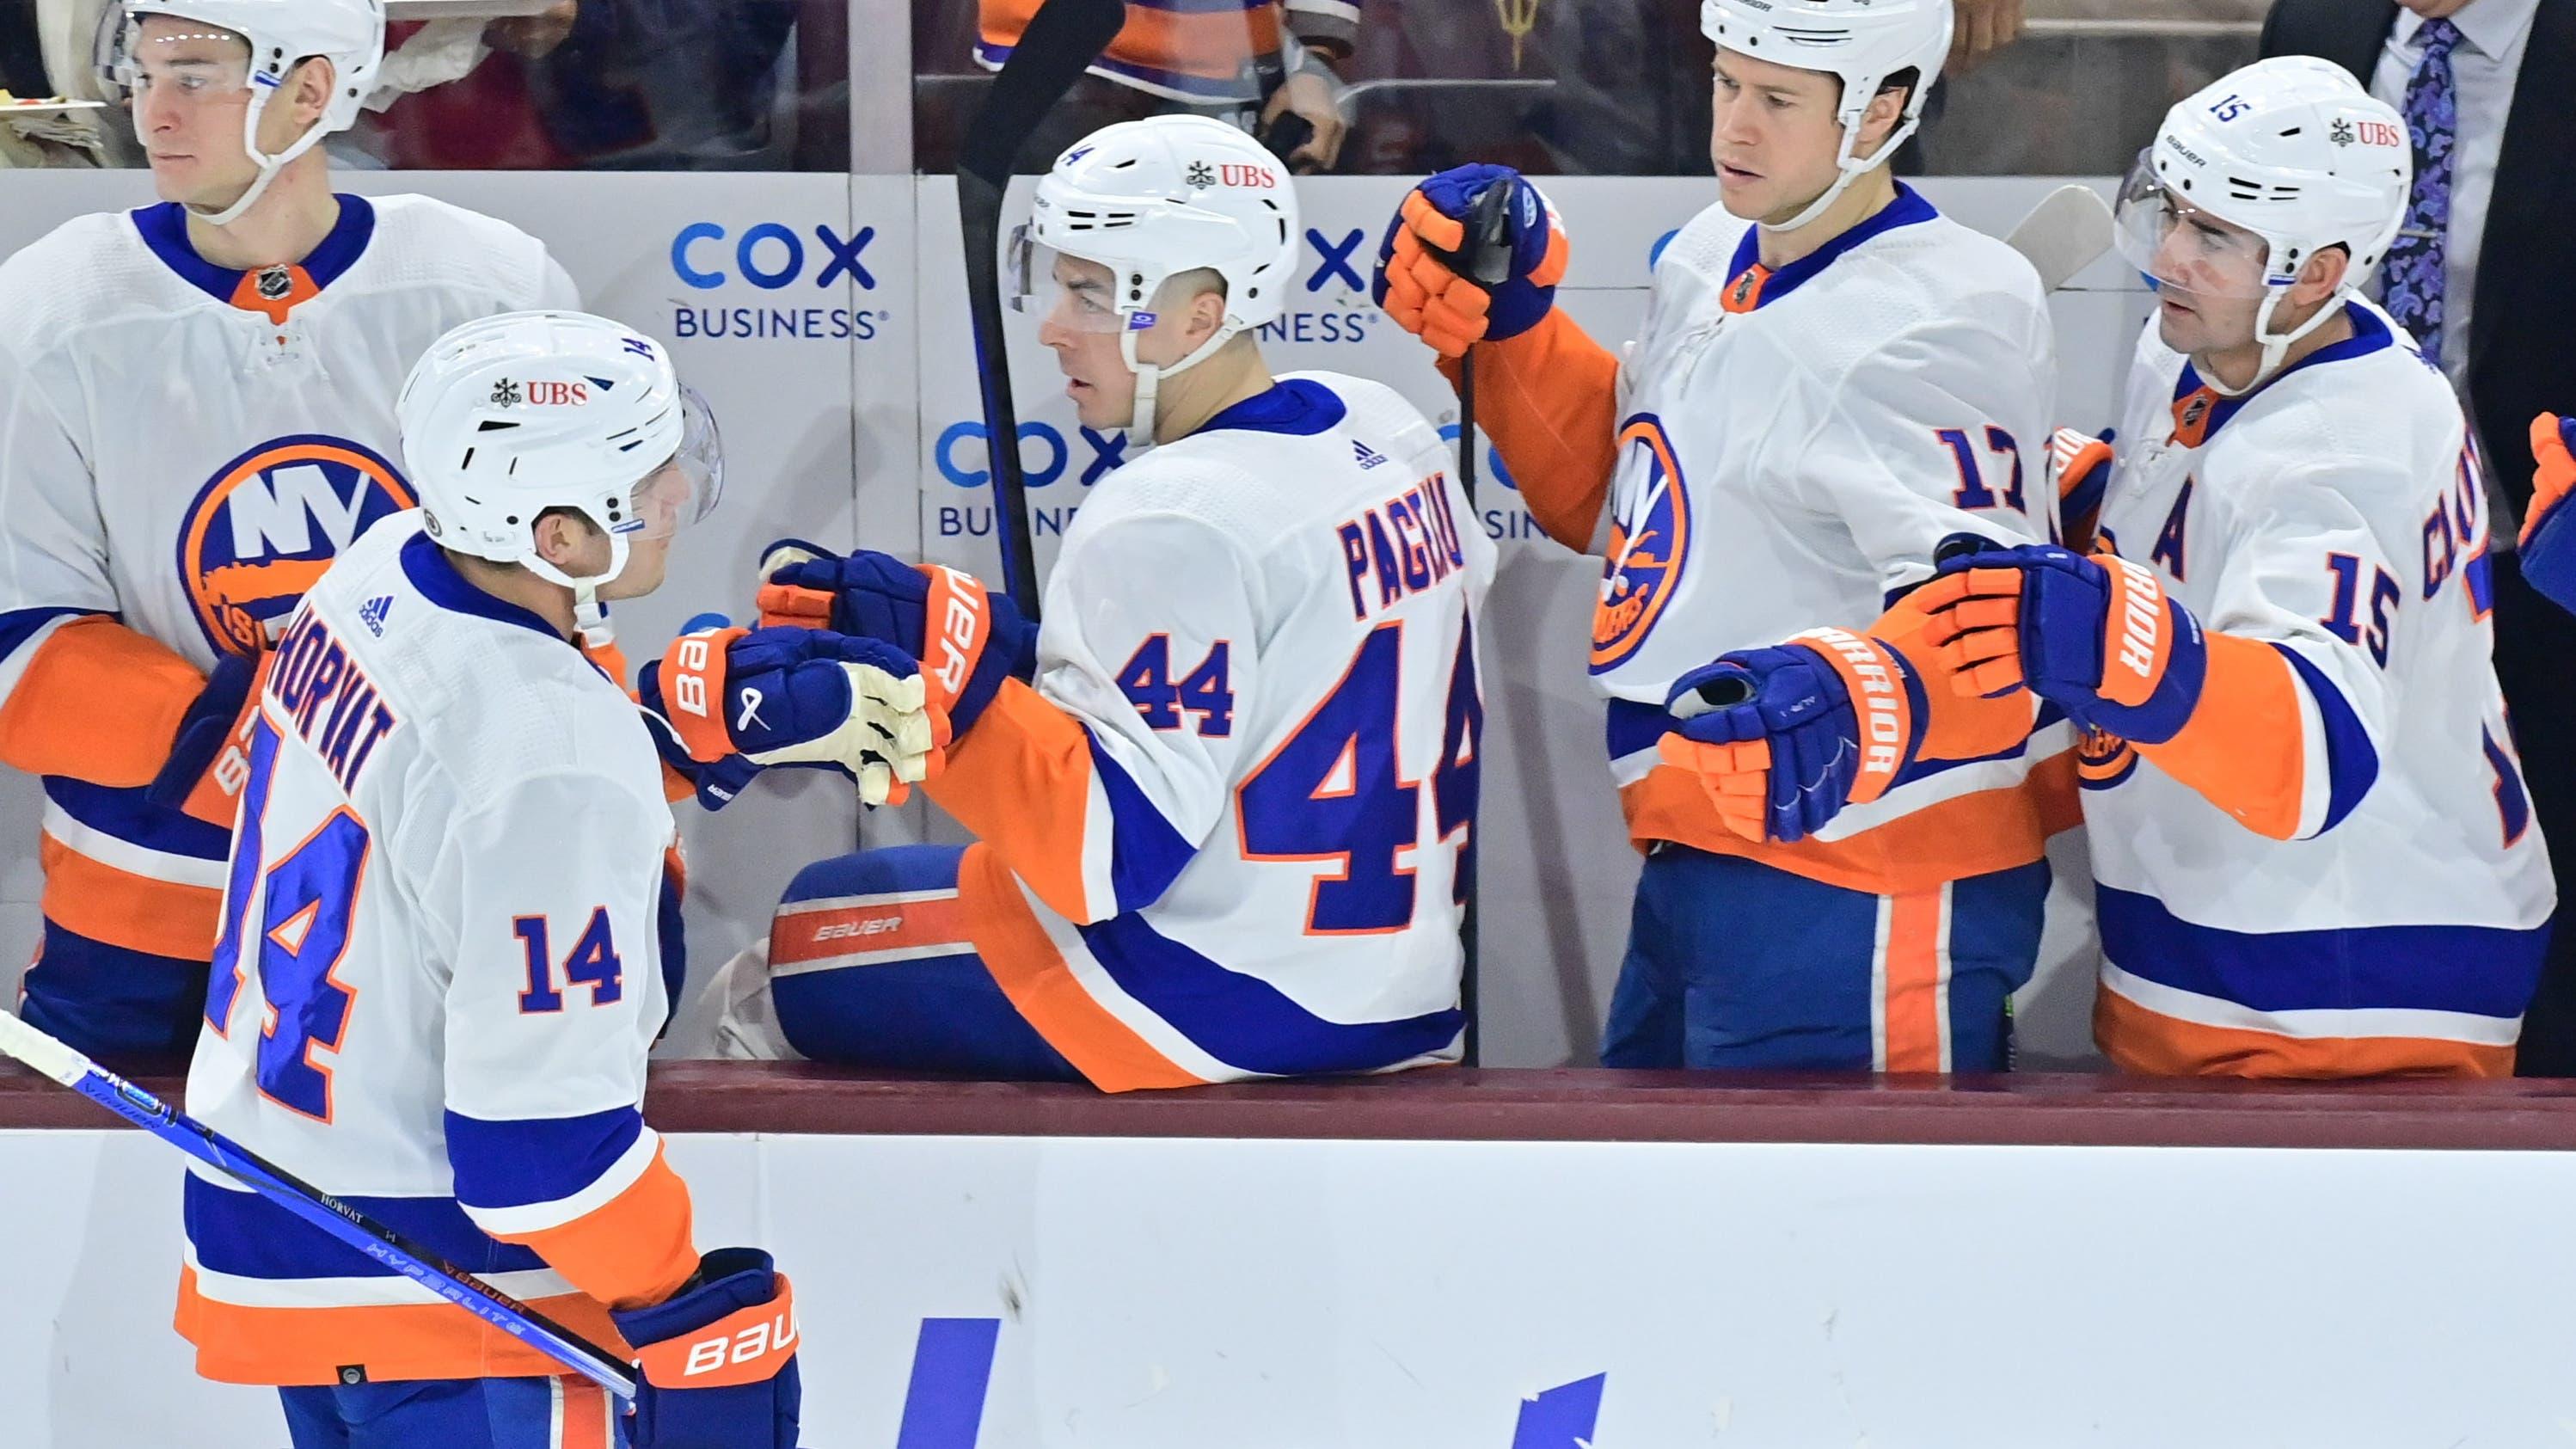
[1187,162,1217,189]
[2329,118,2356,147]
[489,379,524,407]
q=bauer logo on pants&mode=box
[176,434,414,656]
[1592,414,1692,673]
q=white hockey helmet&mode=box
[399,312,723,619]
[1008,114,1300,445]
[96,0,386,226]
[2116,55,2411,390]
[1700,0,1953,231]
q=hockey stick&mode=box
[1444,185,1514,1066]
[2003,183,2116,293]
[0,1011,641,1403]
[957,0,1126,622]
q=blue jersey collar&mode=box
[1720,181,1939,311]
[1194,378,1349,439]
[131,194,376,312]
[400,530,572,642]
[2169,301,2393,446]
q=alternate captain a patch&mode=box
[1592,414,1692,673]
[176,434,414,655]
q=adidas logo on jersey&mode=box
[1352,440,1389,470]
[358,596,393,637]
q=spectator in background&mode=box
[2261,0,2576,1075]
[935,0,1353,173]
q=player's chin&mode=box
[602,540,674,600]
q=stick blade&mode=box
[959,0,1127,185]
[2003,184,2117,293]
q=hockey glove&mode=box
[613,1248,801,1449]
[1659,629,1925,844]
[755,541,1035,740]
[145,648,277,827]
[640,626,945,808]
[1372,164,1568,359]
[2518,414,2576,615]
[1917,533,2207,744]
[2049,427,2115,551]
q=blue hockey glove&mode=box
[1373,164,1568,358]
[640,625,944,807]
[754,541,1035,739]
[1659,628,1930,844]
[1918,533,2207,742]
[614,1248,801,1449]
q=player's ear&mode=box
[1858,68,1917,157]
[2291,244,2352,307]
[286,55,338,127]
[531,508,600,569]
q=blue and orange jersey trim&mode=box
[131,194,377,322]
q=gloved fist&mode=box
[613,1247,801,1449]
[146,648,278,826]
[755,541,1036,740]
[1917,532,2206,743]
[2048,427,2114,548]
[641,625,945,807]
[1658,629,1923,844]
[1371,164,1568,359]
[2517,414,2576,614]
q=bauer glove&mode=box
[1372,164,1568,358]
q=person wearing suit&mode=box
[2262,0,2576,1075]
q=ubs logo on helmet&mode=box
[1591,415,1690,673]
[176,435,414,656]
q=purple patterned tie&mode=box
[2380,18,2460,365]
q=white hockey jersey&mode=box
[1492,185,2073,896]
[0,193,576,1053]
[927,373,1493,1091]
[178,516,697,1386]
[2083,301,2555,1078]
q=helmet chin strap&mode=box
[2206,286,2351,398]
[191,70,334,229]
[1757,100,1921,235]
[1119,322,1237,451]
[523,529,632,646]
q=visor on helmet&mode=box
[2113,150,2274,301]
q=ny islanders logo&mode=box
[176,435,414,655]
[1591,415,1691,673]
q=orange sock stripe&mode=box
[489,1144,697,1311]
[559,1378,611,1449]
[0,616,205,783]
[1880,887,1947,1073]
[2136,632,2305,841]
[39,834,223,961]
[960,844,1204,1093]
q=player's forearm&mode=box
[1436,307,1619,552]
[2133,632,2377,842]
[461,1125,701,1312]
[0,613,206,783]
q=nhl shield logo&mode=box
[255,265,294,302]
[1592,414,1693,673]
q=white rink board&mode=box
[3,1126,2573,1446]
[0,171,2143,1066]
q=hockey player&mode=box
[696,115,1492,1090]
[1371,0,2067,1072]
[181,311,933,1446]
[1668,58,2555,1078]
[0,0,580,1059]
[2517,414,2576,613]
